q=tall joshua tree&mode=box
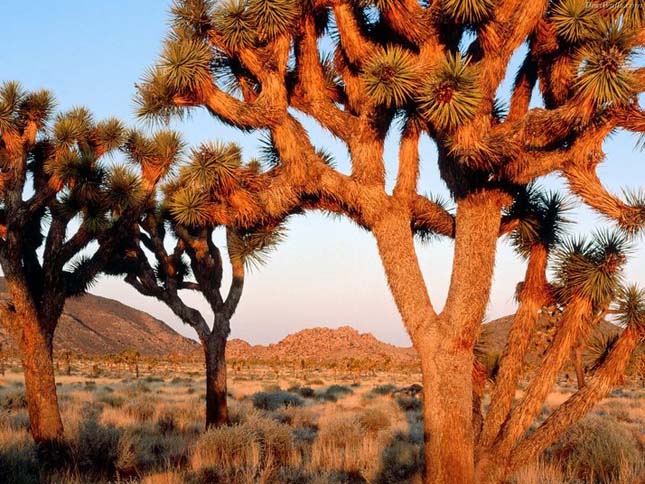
[108,141,283,428]
[0,82,178,442]
[136,1,645,481]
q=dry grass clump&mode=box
[358,408,391,433]
[547,415,643,484]
[0,387,27,411]
[311,413,386,479]
[510,460,566,484]
[190,418,299,479]
[125,398,156,422]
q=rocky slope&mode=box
[225,325,418,367]
[0,279,198,357]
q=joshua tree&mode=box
[136,1,645,481]
[0,82,178,442]
[108,141,283,428]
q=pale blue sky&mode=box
[2,1,643,345]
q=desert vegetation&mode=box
[0,365,643,484]
[1,0,644,483]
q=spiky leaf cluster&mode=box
[613,284,645,329]
[508,186,571,258]
[105,166,145,216]
[0,82,55,134]
[362,46,419,108]
[213,0,258,50]
[247,0,300,42]
[168,188,213,226]
[418,53,482,130]
[552,230,630,308]
[227,225,285,269]
[160,39,213,92]
[551,0,598,44]
[170,0,214,40]
[443,0,495,24]
[574,22,637,107]
[179,141,242,191]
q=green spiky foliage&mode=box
[443,0,495,24]
[574,22,637,107]
[585,332,619,371]
[507,185,571,258]
[170,0,214,40]
[160,38,213,92]
[553,230,630,309]
[362,46,419,108]
[418,53,482,130]
[551,0,598,44]
[213,0,258,50]
[613,284,645,329]
[168,187,213,226]
[227,225,285,269]
[248,0,300,42]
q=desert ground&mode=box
[0,362,642,484]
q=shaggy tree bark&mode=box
[19,315,64,442]
[135,1,645,481]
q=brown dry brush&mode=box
[128,0,645,482]
[106,143,284,428]
[0,85,178,444]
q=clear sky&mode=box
[2,1,643,346]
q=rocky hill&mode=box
[0,279,198,357]
[225,325,419,368]
[478,313,621,369]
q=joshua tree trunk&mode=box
[204,328,229,428]
[373,193,503,483]
[20,316,64,443]
[573,341,585,389]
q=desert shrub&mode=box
[97,393,126,408]
[371,384,397,396]
[118,427,188,473]
[358,408,391,433]
[0,434,40,484]
[376,433,422,484]
[547,415,641,483]
[74,418,122,474]
[252,391,304,411]
[191,418,298,476]
[277,406,318,430]
[311,415,365,470]
[317,384,354,402]
[144,376,164,383]
[396,395,422,412]
[298,387,315,398]
[170,377,191,385]
[125,399,156,422]
[156,409,177,435]
[191,424,260,472]
[288,384,315,398]
[326,385,353,398]
[0,388,27,410]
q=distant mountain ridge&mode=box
[0,279,198,357]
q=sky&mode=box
[1,1,643,346]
